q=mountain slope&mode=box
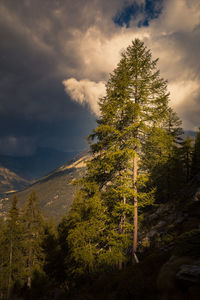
[0,150,90,220]
[0,167,30,194]
[0,147,78,180]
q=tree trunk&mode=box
[132,152,139,264]
[27,276,31,289]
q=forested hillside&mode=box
[0,39,200,300]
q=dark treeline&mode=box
[0,40,200,300]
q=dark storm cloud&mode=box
[0,0,200,157]
[0,0,104,155]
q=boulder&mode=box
[176,264,200,284]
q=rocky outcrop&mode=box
[176,263,200,284]
[0,167,30,194]
[157,257,200,300]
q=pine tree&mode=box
[67,182,114,274]
[69,39,182,271]
[88,39,176,263]
[142,108,183,201]
[191,128,200,176]
[22,192,44,289]
[42,218,68,288]
[0,196,25,298]
[180,136,193,182]
[0,218,7,298]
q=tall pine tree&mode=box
[69,39,182,269]
[90,39,177,262]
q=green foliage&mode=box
[0,196,25,298]
[22,191,45,288]
[0,192,49,298]
[179,135,193,182]
[67,38,183,273]
[142,109,183,202]
[42,220,61,286]
[67,183,125,274]
[1,39,196,299]
[191,128,200,176]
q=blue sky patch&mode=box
[113,0,163,28]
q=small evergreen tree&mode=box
[0,218,7,298]
[67,183,116,274]
[42,218,68,289]
[0,196,25,298]
[22,192,44,289]
[142,108,183,202]
[191,128,200,176]
[180,136,193,182]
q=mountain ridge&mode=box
[0,167,30,194]
[0,147,79,180]
[0,150,90,221]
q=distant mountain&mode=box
[183,130,197,138]
[0,147,79,180]
[0,167,30,194]
[0,150,90,221]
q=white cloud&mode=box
[62,26,150,81]
[1,0,200,130]
[168,79,199,109]
[159,0,200,33]
[60,0,200,130]
[62,78,106,115]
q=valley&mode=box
[0,150,90,221]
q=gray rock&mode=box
[176,264,200,283]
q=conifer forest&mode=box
[0,40,200,300]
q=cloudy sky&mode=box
[0,0,200,156]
